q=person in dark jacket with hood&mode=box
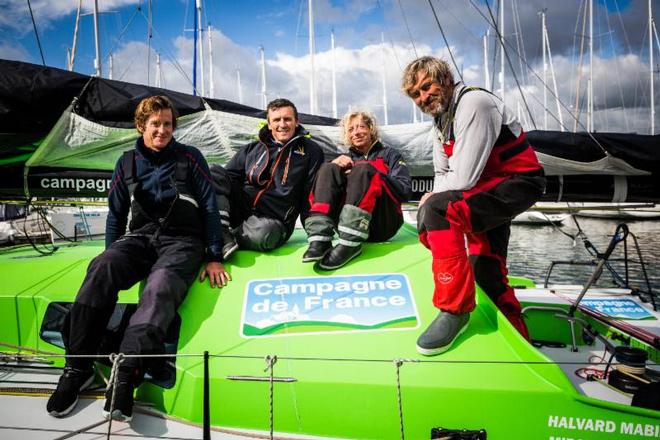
[303,110,412,269]
[211,98,324,254]
[46,95,231,422]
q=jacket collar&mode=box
[258,124,308,148]
[135,136,178,162]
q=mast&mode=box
[483,30,490,89]
[196,0,205,97]
[544,12,565,131]
[260,46,267,109]
[331,29,337,119]
[208,24,215,98]
[588,0,593,132]
[93,0,101,77]
[236,67,243,104]
[573,2,588,132]
[499,0,505,99]
[308,0,317,115]
[147,0,152,85]
[192,0,197,95]
[156,53,162,88]
[68,0,82,71]
[381,32,388,125]
[541,10,547,130]
[109,54,113,80]
[650,0,655,135]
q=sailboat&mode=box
[0,58,658,438]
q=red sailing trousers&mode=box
[418,172,545,339]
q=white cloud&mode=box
[1,0,141,34]
[0,42,31,62]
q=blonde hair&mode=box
[134,95,179,131]
[339,110,379,147]
[401,56,454,97]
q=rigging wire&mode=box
[604,4,630,132]
[469,0,614,156]
[397,0,418,58]
[481,0,536,128]
[375,0,404,71]
[512,0,530,86]
[427,0,463,82]
[103,7,141,66]
[26,0,46,66]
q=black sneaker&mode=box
[318,244,362,270]
[102,373,135,422]
[302,240,332,263]
[416,312,470,356]
[47,367,94,418]
[222,228,238,260]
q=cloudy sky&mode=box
[1,0,658,133]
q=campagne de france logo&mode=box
[240,273,418,337]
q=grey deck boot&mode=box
[416,311,470,356]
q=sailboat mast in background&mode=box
[331,29,337,119]
[92,0,101,77]
[260,46,267,109]
[650,0,655,135]
[308,0,317,115]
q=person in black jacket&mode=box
[46,96,231,422]
[211,98,324,253]
[303,110,412,269]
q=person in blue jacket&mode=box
[47,95,230,422]
[211,98,325,254]
[303,110,412,269]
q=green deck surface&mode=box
[0,225,658,439]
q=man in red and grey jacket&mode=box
[401,56,546,356]
[303,110,411,269]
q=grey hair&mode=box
[339,110,380,147]
[401,56,454,97]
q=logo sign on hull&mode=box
[581,298,654,320]
[241,273,418,337]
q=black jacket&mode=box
[106,138,223,261]
[225,124,324,229]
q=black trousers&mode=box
[309,162,403,242]
[64,234,204,370]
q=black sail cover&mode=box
[0,59,658,201]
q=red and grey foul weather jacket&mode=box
[224,124,325,229]
[347,140,412,203]
[432,84,542,194]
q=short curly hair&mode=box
[339,110,379,147]
[134,95,179,132]
[401,56,454,97]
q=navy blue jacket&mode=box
[348,141,412,202]
[225,124,324,230]
[106,137,223,261]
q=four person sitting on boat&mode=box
[401,56,546,356]
[303,110,412,269]
[47,60,549,421]
[210,98,324,255]
[47,95,231,422]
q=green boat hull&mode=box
[1,224,658,439]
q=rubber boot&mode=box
[303,215,335,262]
[319,205,370,270]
